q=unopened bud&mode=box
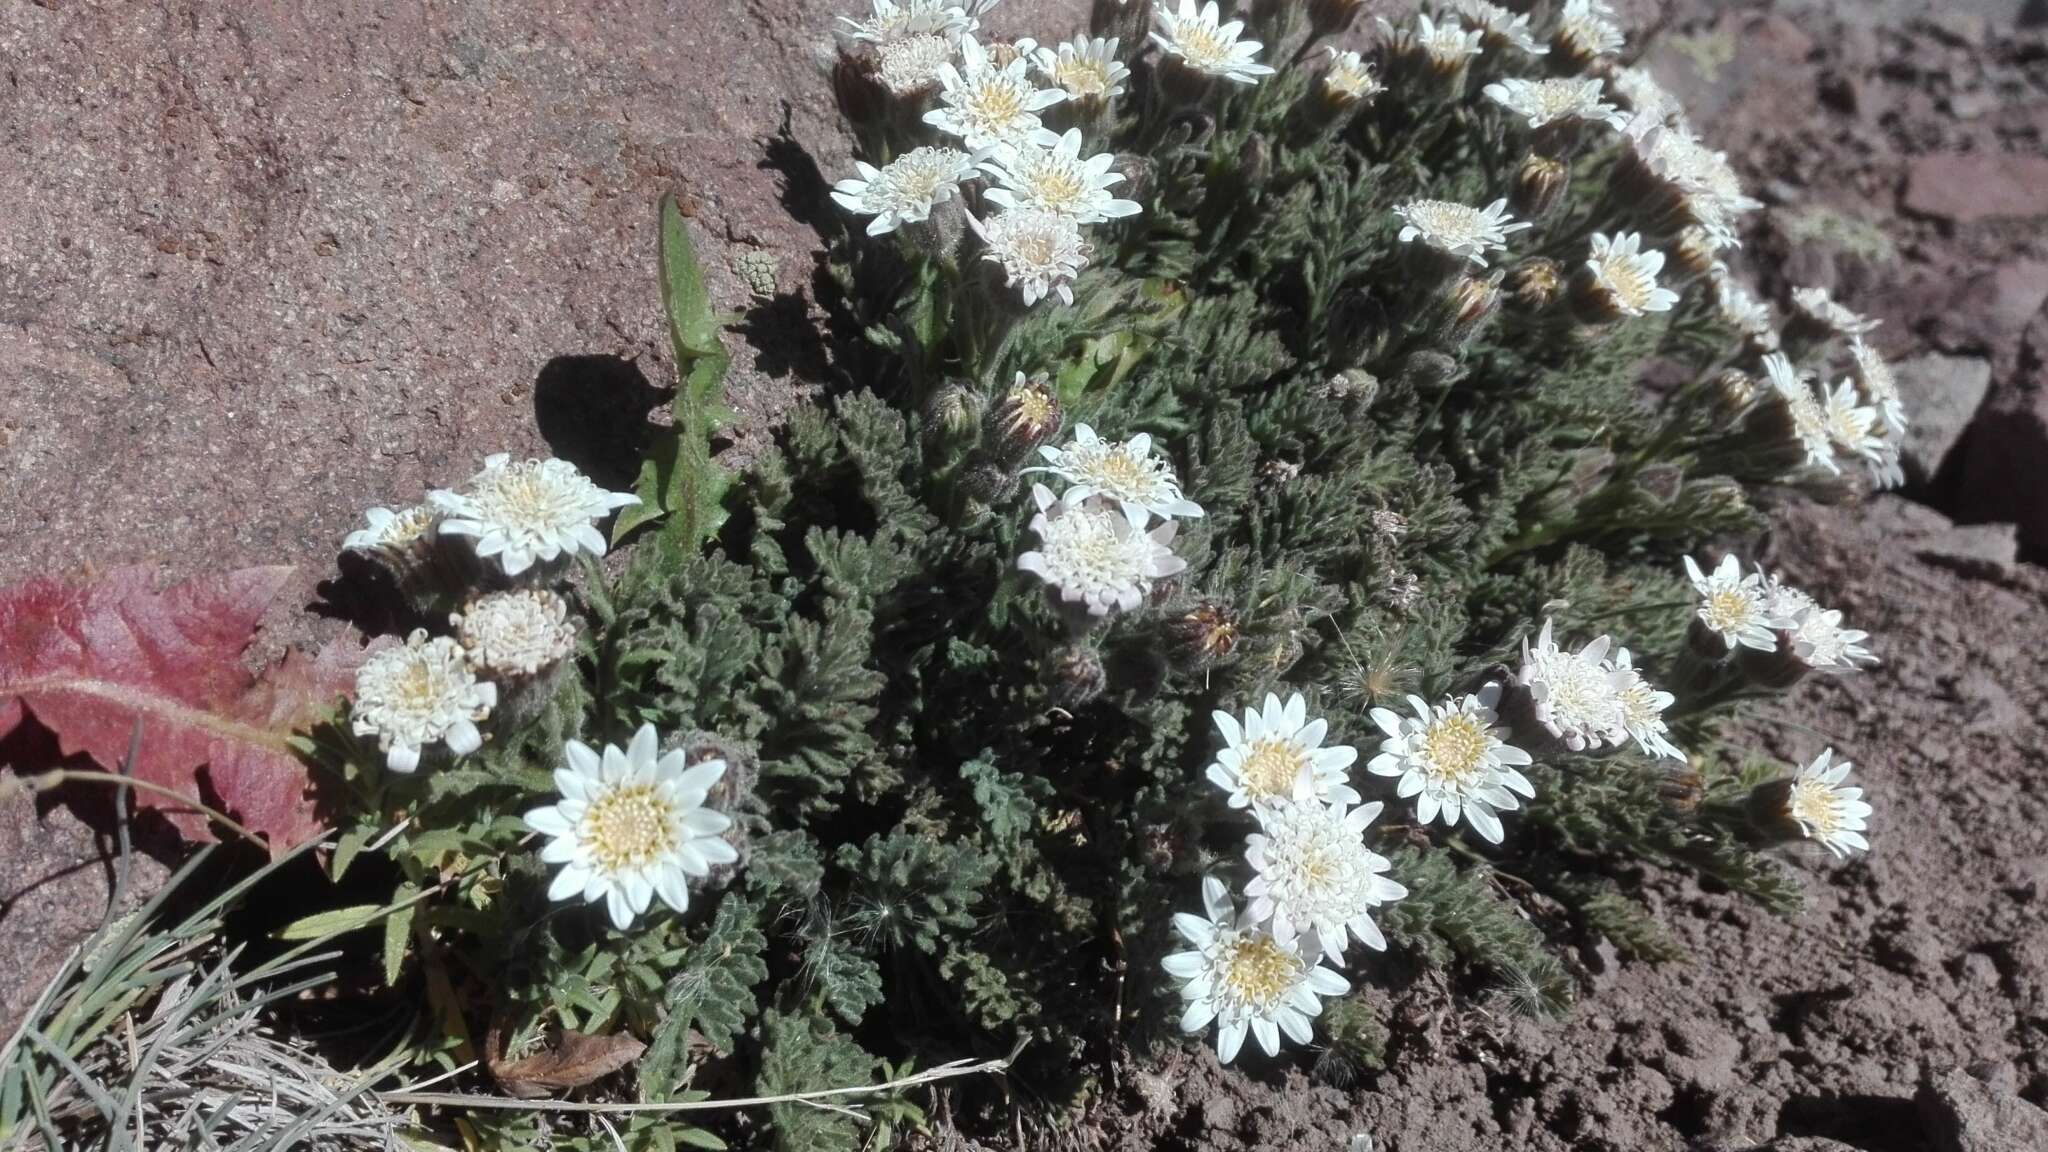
[1712,367,1758,415]
[1166,600,1241,669]
[1048,642,1108,708]
[959,455,1017,505]
[1506,257,1564,314]
[1320,367,1380,407]
[1510,154,1570,222]
[985,371,1063,463]
[922,381,983,454]
[1744,776,1805,844]
[1659,767,1705,818]
[1434,271,1504,347]
[1397,350,1462,392]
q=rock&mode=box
[1893,354,1992,480]
[1904,153,2048,223]
[1927,263,2048,360]
[1919,1064,2048,1152]
[1950,389,2048,560]
[1727,1139,1864,1152]
[1913,522,2020,579]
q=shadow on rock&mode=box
[1774,1091,1924,1152]
[533,353,665,493]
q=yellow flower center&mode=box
[582,783,678,874]
[1029,167,1089,215]
[1421,714,1489,785]
[1003,388,1057,436]
[1088,451,1150,493]
[1238,737,1307,798]
[1598,255,1656,311]
[966,78,1026,130]
[1786,779,1839,836]
[1175,24,1233,70]
[1701,587,1754,634]
[1055,58,1111,97]
[1219,933,1298,1011]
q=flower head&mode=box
[1205,692,1362,810]
[1367,685,1536,844]
[1553,0,1625,65]
[1245,799,1407,962]
[1788,606,1877,673]
[1017,484,1186,615]
[1517,620,1624,751]
[1684,553,1779,651]
[970,207,1092,306]
[1162,876,1351,1063]
[1849,339,1908,440]
[876,33,959,95]
[351,629,496,773]
[1757,568,1818,623]
[430,454,639,577]
[1482,76,1622,131]
[836,0,973,44]
[452,589,578,679]
[1610,648,1681,760]
[984,129,1141,224]
[1450,0,1547,55]
[1584,231,1680,317]
[1393,198,1530,267]
[925,35,1066,149]
[1791,285,1880,336]
[1320,47,1382,106]
[1033,35,1130,101]
[1025,423,1201,525]
[832,146,988,236]
[1712,272,1777,350]
[1763,352,1837,474]
[524,724,740,930]
[343,504,436,555]
[1783,748,1872,857]
[1820,378,1884,469]
[1620,116,1762,236]
[1150,0,1275,85]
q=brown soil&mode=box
[8,1,2048,1149]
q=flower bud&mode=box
[984,371,1063,464]
[1396,350,1462,392]
[1165,600,1241,670]
[1320,367,1380,407]
[1048,642,1108,708]
[1432,271,1504,347]
[1667,225,1722,285]
[1658,766,1705,818]
[958,454,1017,505]
[1510,153,1570,222]
[922,381,983,455]
[1505,257,1564,314]
[452,589,579,731]
[1712,367,1758,415]
[1744,776,1804,844]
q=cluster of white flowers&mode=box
[1168,694,1404,1062]
[1683,554,1878,674]
[1759,349,1902,486]
[1017,422,1200,614]
[1517,620,1683,760]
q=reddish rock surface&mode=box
[1903,152,2048,223]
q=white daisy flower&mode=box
[1450,0,1548,54]
[1711,271,1778,349]
[1393,198,1531,267]
[1367,685,1537,845]
[351,629,496,773]
[1320,47,1382,105]
[430,454,639,578]
[1763,352,1837,474]
[524,724,740,931]
[1024,423,1201,526]
[452,589,578,678]
[1609,65,1680,123]
[1757,568,1818,624]
[1017,484,1186,615]
[1788,606,1877,673]
[970,207,1092,306]
[983,128,1141,224]
[1791,285,1880,336]
[1849,339,1907,438]
[1609,648,1681,761]
[1554,0,1625,64]
[1205,692,1363,811]
[1684,554,1780,651]
[876,32,959,95]
[1150,0,1276,85]
[1783,748,1873,857]
[1033,35,1130,101]
[832,146,988,237]
[1620,116,1762,233]
[1245,799,1407,963]
[836,0,972,44]
[1377,13,1486,73]
[1820,378,1885,469]
[1517,621,1626,752]
[343,504,437,554]
[1162,876,1351,1063]
[925,35,1066,150]
[1585,231,1681,316]
[1482,76,1622,131]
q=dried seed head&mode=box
[986,371,1064,462]
[1510,153,1570,222]
[1166,600,1242,669]
[1048,641,1108,708]
[1506,257,1564,314]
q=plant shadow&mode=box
[533,353,667,494]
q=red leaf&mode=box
[0,566,363,853]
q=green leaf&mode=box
[274,904,384,941]
[383,883,419,985]
[615,194,733,547]
[674,1128,727,1150]
[805,930,884,1026]
[638,896,768,1101]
